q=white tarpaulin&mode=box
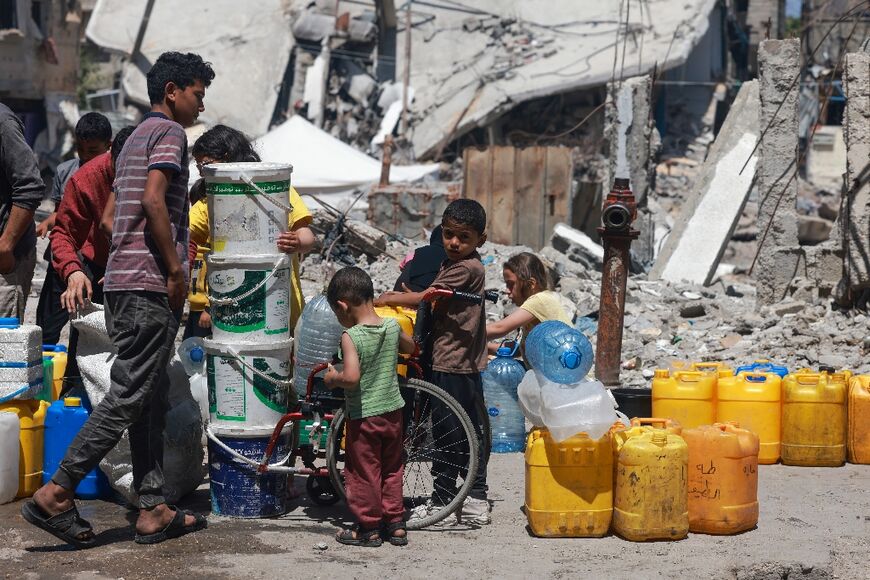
[189,116,439,199]
[86,0,293,139]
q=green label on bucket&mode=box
[207,180,290,195]
[210,267,290,335]
[210,355,247,422]
[252,356,293,412]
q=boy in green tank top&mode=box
[324,267,416,547]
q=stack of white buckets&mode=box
[200,162,296,518]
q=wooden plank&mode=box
[489,146,516,245]
[514,147,547,249]
[462,147,492,212]
[543,147,573,246]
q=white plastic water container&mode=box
[203,338,294,429]
[537,371,621,442]
[0,410,19,503]
[207,254,292,343]
[202,162,293,255]
[0,318,43,403]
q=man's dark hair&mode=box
[146,51,215,104]
[326,267,374,308]
[111,126,136,166]
[75,112,112,142]
[192,124,260,163]
[442,199,486,234]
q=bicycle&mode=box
[243,287,495,529]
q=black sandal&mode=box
[383,521,408,546]
[134,506,207,545]
[335,524,383,547]
[21,500,96,549]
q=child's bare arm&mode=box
[397,330,416,355]
[375,282,425,308]
[324,333,362,390]
[487,309,536,339]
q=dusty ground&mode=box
[1,453,868,580]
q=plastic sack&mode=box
[517,369,545,427]
[72,305,205,505]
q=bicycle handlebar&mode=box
[422,288,499,305]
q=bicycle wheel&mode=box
[326,377,480,530]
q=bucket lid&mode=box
[206,253,291,267]
[210,423,293,438]
[202,337,294,355]
[43,344,67,352]
[63,397,81,407]
[0,317,20,328]
[201,161,293,178]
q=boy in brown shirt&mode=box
[377,199,491,525]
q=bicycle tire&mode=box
[325,377,480,530]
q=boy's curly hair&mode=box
[146,52,215,104]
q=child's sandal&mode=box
[336,524,383,547]
[383,521,408,546]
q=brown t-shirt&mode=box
[430,252,487,374]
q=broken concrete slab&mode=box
[551,223,605,269]
[650,81,759,286]
[843,51,870,291]
[798,215,834,245]
[755,39,801,305]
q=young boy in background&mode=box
[376,199,492,525]
[324,267,415,547]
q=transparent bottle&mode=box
[482,346,527,453]
[525,321,594,384]
[292,294,345,396]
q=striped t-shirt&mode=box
[342,318,404,420]
[105,112,190,293]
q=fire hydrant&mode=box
[595,178,639,387]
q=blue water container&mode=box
[43,398,109,499]
[208,426,292,518]
[734,359,788,378]
[482,345,527,453]
[525,321,594,384]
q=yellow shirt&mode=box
[188,187,313,332]
[519,290,573,351]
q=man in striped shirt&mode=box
[24,52,214,549]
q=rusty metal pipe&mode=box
[595,178,639,387]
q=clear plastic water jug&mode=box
[293,294,344,396]
[525,320,593,384]
[177,337,205,376]
[482,345,527,453]
[0,410,18,504]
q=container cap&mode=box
[0,317,20,328]
[190,347,204,363]
[654,369,669,379]
[495,346,513,357]
[560,350,581,369]
[63,397,82,407]
[43,344,67,352]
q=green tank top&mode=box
[342,318,404,420]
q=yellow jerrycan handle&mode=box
[630,418,672,429]
[741,372,769,383]
[677,371,704,382]
[795,372,823,385]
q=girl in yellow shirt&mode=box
[185,125,315,339]
[486,252,572,357]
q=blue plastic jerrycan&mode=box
[43,398,109,499]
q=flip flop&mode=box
[20,500,96,549]
[335,525,382,547]
[134,506,207,545]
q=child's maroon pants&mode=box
[344,408,404,529]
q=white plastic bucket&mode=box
[207,254,291,343]
[203,162,293,255]
[204,338,295,429]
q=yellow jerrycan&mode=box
[782,372,846,466]
[717,372,782,464]
[683,423,759,534]
[374,305,416,376]
[847,376,870,464]
[0,399,49,497]
[652,369,716,429]
[612,417,682,457]
[613,428,688,541]
[524,427,613,537]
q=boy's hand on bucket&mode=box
[276,231,301,253]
